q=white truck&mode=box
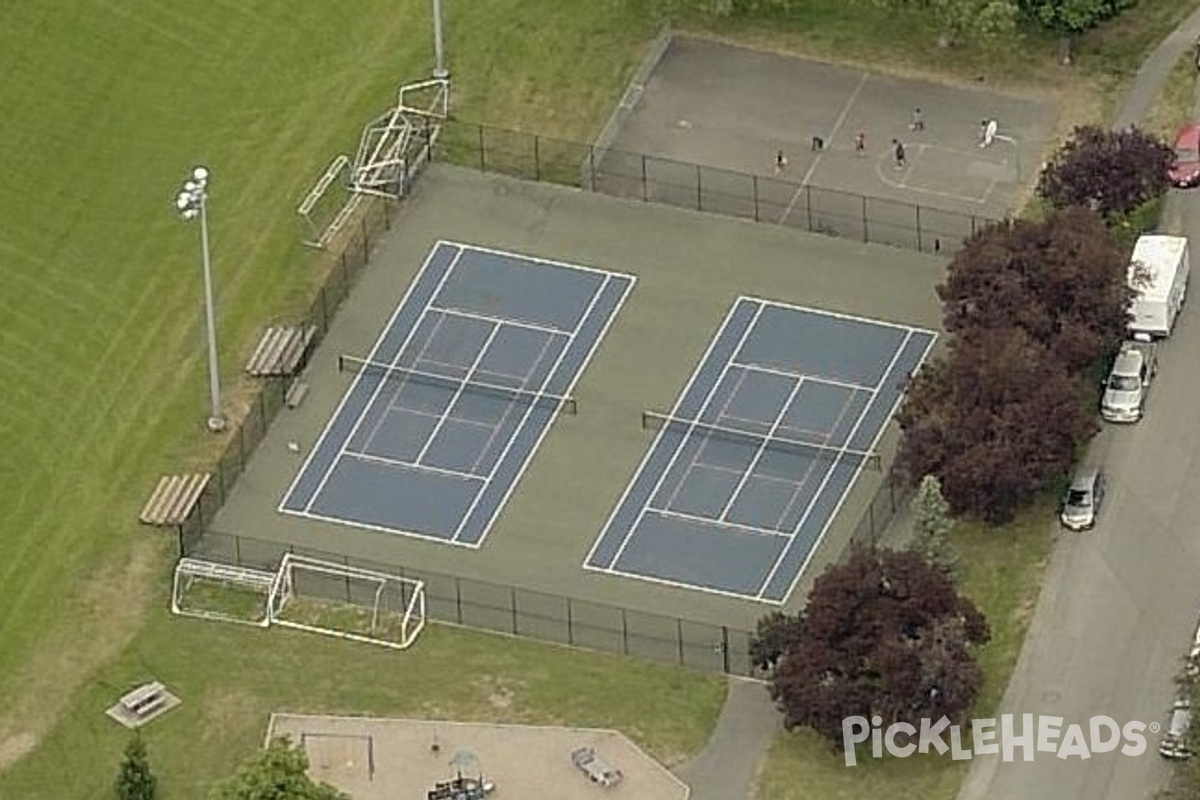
[1128,234,1190,339]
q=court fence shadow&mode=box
[435,119,1000,256]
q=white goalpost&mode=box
[171,553,427,650]
[268,553,426,650]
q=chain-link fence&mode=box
[184,529,764,679]
[176,198,396,557]
[435,119,998,256]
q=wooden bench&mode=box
[285,380,310,409]
[119,682,168,720]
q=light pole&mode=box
[431,0,448,79]
[175,166,226,433]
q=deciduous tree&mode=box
[1038,125,1173,220]
[897,326,1097,522]
[115,736,157,800]
[938,207,1130,375]
[209,738,349,800]
[754,545,989,744]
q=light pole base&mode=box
[206,415,228,433]
[433,67,450,80]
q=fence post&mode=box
[640,155,648,202]
[235,534,242,567]
[805,185,814,231]
[360,217,369,263]
[752,175,760,222]
[695,165,702,211]
[861,195,869,243]
[621,608,629,654]
[677,618,685,665]
[567,597,574,645]
[511,587,519,635]
[533,135,541,182]
[721,626,731,674]
[477,124,486,172]
[916,205,923,252]
[455,577,463,624]
[588,147,596,192]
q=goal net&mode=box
[171,557,276,627]
[267,553,426,650]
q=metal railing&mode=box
[435,119,998,255]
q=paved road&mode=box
[674,677,781,800]
[959,43,1200,800]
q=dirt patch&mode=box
[0,537,164,776]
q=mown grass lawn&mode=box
[756,504,1056,800]
[1,0,1193,794]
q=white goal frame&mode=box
[267,553,426,650]
[170,554,426,650]
[171,557,277,627]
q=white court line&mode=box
[648,508,792,539]
[413,323,501,465]
[718,376,805,522]
[737,293,935,337]
[362,313,451,450]
[731,360,876,394]
[280,243,464,515]
[581,558,790,605]
[450,273,618,545]
[607,302,767,571]
[450,239,635,282]
[582,300,751,569]
[432,303,571,338]
[483,271,637,551]
[284,507,480,549]
[468,331,558,474]
[302,259,466,514]
[344,450,484,482]
[778,71,869,225]
[756,329,912,600]
[662,367,749,512]
[779,330,937,603]
[872,144,993,205]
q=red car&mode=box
[1169,122,1200,188]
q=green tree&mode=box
[209,737,349,800]
[114,736,157,800]
[910,475,959,579]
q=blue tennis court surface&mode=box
[584,298,935,603]
[280,241,635,547]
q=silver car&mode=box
[1160,699,1192,759]
[1101,339,1157,423]
[1059,467,1105,531]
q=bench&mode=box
[119,682,168,720]
[570,746,623,788]
[285,380,310,409]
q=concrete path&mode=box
[1113,5,1200,128]
[674,678,782,800]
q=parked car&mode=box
[1160,699,1193,760]
[1101,339,1157,423]
[1169,122,1200,189]
[1059,467,1105,531]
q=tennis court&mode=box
[279,241,635,547]
[584,298,935,603]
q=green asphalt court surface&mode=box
[207,164,946,631]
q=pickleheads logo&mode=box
[841,714,1156,766]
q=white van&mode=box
[1128,235,1190,339]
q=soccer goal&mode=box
[171,557,276,627]
[267,553,426,650]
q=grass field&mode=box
[756,504,1057,800]
[0,0,1194,795]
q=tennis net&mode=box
[641,409,880,469]
[339,354,578,415]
